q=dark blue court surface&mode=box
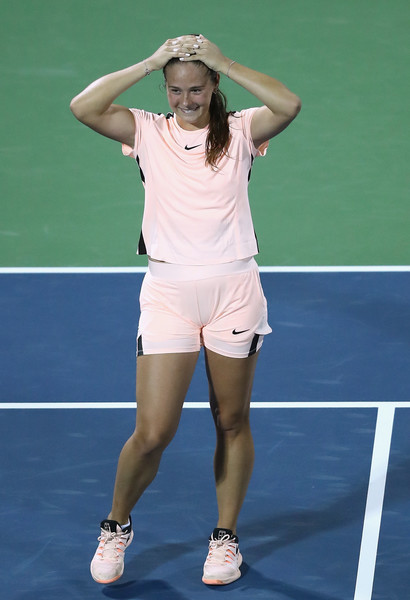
[1,271,409,599]
[0,271,409,404]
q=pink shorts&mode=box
[137,257,272,359]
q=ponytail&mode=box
[206,87,232,169]
[163,59,233,169]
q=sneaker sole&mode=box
[91,571,124,585]
[202,573,241,585]
[202,553,242,585]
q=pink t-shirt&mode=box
[122,108,268,265]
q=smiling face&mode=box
[165,61,219,131]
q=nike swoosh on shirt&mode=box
[232,329,251,335]
[184,144,202,150]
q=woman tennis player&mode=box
[70,34,301,586]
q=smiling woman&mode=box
[163,57,232,167]
[165,63,215,128]
[69,33,301,588]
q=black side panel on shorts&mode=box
[137,335,144,357]
[248,333,260,357]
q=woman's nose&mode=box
[181,93,190,106]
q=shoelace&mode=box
[97,529,129,560]
[206,534,238,566]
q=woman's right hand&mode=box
[147,35,212,71]
[147,37,185,71]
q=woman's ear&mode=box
[214,72,220,93]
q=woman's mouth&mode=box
[180,107,198,114]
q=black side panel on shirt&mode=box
[135,155,145,183]
[137,231,147,255]
[248,156,255,182]
[254,229,259,252]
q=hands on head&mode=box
[148,35,229,74]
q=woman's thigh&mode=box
[204,348,259,429]
[135,351,200,446]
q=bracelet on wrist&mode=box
[226,60,236,78]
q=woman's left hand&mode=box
[171,34,231,73]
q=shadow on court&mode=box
[2,423,409,599]
[103,571,344,600]
[98,454,410,600]
[238,565,344,600]
[245,456,410,552]
[103,579,192,600]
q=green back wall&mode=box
[1,0,409,266]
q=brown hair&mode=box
[163,59,233,169]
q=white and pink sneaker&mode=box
[90,518,133,584]
[202,528,242,585]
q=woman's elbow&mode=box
[289,95,302,118]
[69,95,87,122]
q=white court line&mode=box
[1,401,409,409]
[0,266,409,274]
[260,266,410,273]
[354,405,395,600]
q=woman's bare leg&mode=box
[109,351,199,524]
[205,349,259,534]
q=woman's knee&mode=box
[214,409,250,436]
[130,426,175,455]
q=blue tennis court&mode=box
[2,1,409,597]
[1,269,409,599]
